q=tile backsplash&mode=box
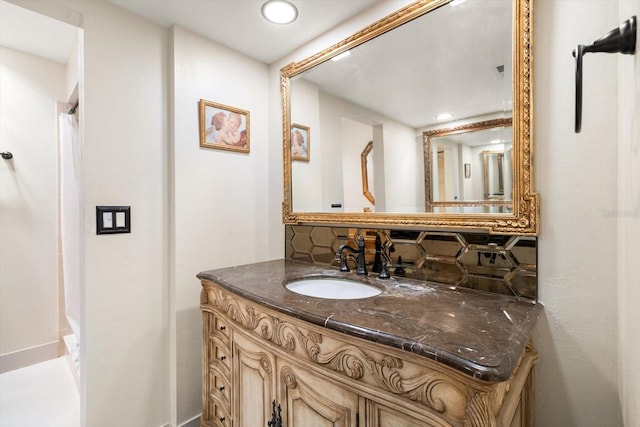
[285,225,537,300]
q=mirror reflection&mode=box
[361,141,375,207]
[282,0,538,234]
[424,118,513,212]
[289,0,513,214]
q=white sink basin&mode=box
[285,278,382,300]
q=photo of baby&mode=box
[199,99,250,153]
[291,124,310,162]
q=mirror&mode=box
[281,0,538,235]
[424,118,513,213]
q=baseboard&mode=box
[157,413,200,427]
[0,341,58,374]
[179,414,201,427]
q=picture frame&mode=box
[291,123,310,162]
[199,99,250,153]
[464,163,471,179]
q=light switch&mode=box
[115,211,125,228]
[102,212,113,228]
[96,206,130,234]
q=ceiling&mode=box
[0,0,383,65]
[0,0,77,63]
[106,0,384,64]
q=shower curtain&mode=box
[59,113,81,372]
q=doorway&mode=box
[0,1,83,424]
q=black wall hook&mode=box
[573,16,636,133]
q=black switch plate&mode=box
[96,206,131,234]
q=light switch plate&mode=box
[96,206,130,234]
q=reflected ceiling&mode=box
[298,0,512,129]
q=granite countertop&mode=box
[197,259,542,382]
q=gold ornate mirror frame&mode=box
[281,0,538,235]
[361,141,375,205]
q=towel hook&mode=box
[573,16,636,133]
[1,152,13,160]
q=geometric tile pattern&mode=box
[285,225,537,300]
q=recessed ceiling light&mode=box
[491,139,503,144]
[435,113,453,120]
[261,0,298,25]
[331,51,351,62]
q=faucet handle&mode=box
[378,260,390,279]
[334,251,350,272]
[339,255,350,272]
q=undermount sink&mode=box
[285,278,382,300]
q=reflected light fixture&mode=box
[262,0,298,24]
[331,51,351,61]
[435,113,453,120]
[490,139,503,144]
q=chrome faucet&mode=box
[335,236,368,275]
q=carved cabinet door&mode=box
[366,400,444,427]
[278,359,363,427]
[232,329,277,427]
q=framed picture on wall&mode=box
[199,99,250,153]
[291,123,310,162]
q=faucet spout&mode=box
[335,236,368,275]
[335,244,358,272]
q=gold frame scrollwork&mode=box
[281,0,538,235]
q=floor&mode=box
[0,357,80,427]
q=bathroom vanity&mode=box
[198,260,541,427]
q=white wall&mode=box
[341,117,374,211]
[65,35,79,102]
[78,3,170,426]
[380,121,422,212]
[0,46,64,369]
[291,78,325,211]
[9,1,172,425]
[534,1,622,425]
[171,25,274,424]
[296,85,419,212]
[617,1,640,424]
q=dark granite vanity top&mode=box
[197,259,542,382]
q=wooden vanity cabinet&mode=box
[200,280,537,427]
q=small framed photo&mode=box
[291,124,310,162]
[464,163,471,179]
[199,99,250,153]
